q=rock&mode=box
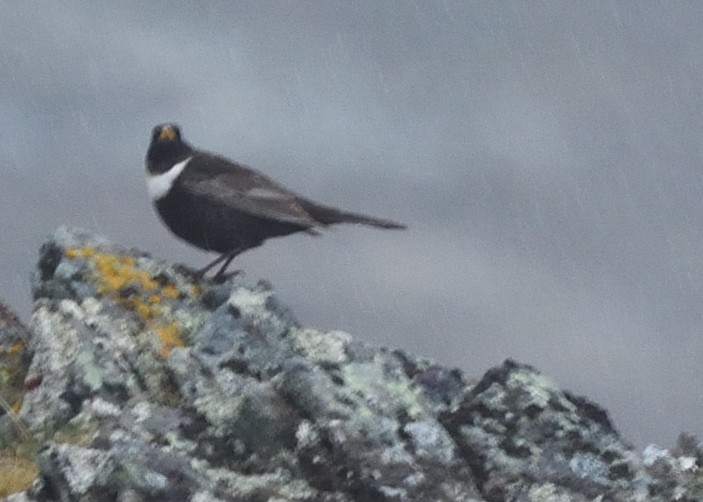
[0,300,33,433]
[439,360,638,501]
[0,300,34,462]
[0,226,701,501]
[0,302,38,501]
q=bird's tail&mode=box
[303,201,406,230]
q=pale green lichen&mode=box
[290,328,351,365]
[341,362,425,420]
[75,351,103,392]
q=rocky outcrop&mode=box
[0,227,701,501]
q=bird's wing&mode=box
[181,154,323,228]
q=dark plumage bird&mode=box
[145,124,406,278]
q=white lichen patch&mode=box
[132,401,154,423]
[508,371,554,409]
[228,287,272,316]
[89,398,121,418]
[289,328,351,365]
[295,419,318,448]
[46,445,111,495]
[403,420,457,465]
[340,362,425,420]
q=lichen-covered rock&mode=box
[0,301,33,428]
[641,434,703,501]
[1,226,701,501]
[439,360,640,501]
[7,227,486,501]
[0,302,37,498]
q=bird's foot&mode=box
[173,264,205,281]
[211,269,242,284]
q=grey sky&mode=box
[2,1,703,448]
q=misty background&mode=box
[2,1,702,449]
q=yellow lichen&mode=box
[92,252,158,294]
[153,323,184,359]
[0,451,37,497]
[133,301,154,320]
[160,284,180,299]
[7,341,25,357]
[65,246,94,260]
[63,245,200,357]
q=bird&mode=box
[145,123,406,279]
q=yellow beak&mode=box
[158,126,176,141]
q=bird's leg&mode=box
[212,252,241,281]
[194,254,229,278]
[194,248,241,279]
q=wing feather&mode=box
[181,154,322,228]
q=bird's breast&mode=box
[146,156,192,200]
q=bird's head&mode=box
[146,123,192,172]
[152,123,182,143]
